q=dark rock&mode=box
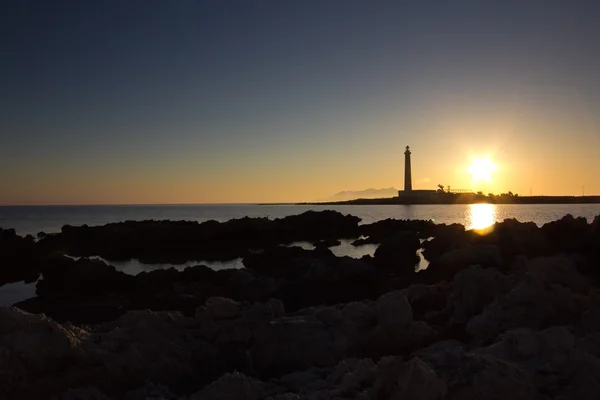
[400,282,452,326]
[542,214,591,254]
[418,244,502,284]
[188,372,269,400]
[249,291,426,378]
[12,257,134,324]
[372,231,420,272]
[450,265,512,323]
[312,238,342,248]
[466,272,584,342]
[0,228,44,285]
[419,344,537,400]
[242,246,336,279]
[485,218,549,263]
[371,356,447,399]
[351,237,371,246]
[37,257,133,297]
[273,256,382,311]
[359,218,436,243]
[421,223,468,261]
[37,210,361,264]
[6,212,600,399]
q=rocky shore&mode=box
[1,211,600,399]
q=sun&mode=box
[467,157,496,183]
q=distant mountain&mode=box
[321,188,398,202]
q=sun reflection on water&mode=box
[466,203,497,232]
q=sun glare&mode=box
[466,203,496,232]
[467,157,496,183]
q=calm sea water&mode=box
[1,203,599,306]
[2,203,600,236]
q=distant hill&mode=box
[321,188,398,202]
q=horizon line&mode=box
[1,193,599,207]
[0,202,302,207]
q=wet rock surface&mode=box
[1,212,600,399]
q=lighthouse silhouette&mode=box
[404,145,412,192]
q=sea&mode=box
[1,203,600,306]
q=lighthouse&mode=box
[398,145,437,199]
[404,145,412,192]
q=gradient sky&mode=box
[2,0,599,204]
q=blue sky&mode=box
[1,0,599,204]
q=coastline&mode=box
[299,194,600,205]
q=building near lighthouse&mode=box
[398,145,437,198]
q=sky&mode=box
[1,0,599,204]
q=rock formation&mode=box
[1,212,600,399]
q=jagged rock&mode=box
[420,345,537,400]
[370,303,433,358]
[491,219,549,261]
[243,246,334,279]
[466,274,582,342]
[525,255,591,295]
[371,356,447,400]
[359,218,436,243]
[421,224,467,261]
[451,265,511,323]
[272,255,381,311]
[57,386,112,400]
[400,283,452,325]
[37,257,133,297]
[373,231,421,271]
[338,301,378,347]
[193,297,286,345]
[351,237,373,246]
[266,395,301,400]
[21,257,135,324]
[421,244,502,284]
[542,214,591,254]
[250,314,349,377]
[0,307,88,399]
[246,298,285,320]
[582,302,600,334]
[38,211,361,264]
[477,326,575,368]
[205,297,242,320]
[189,372,271,400]
[376,291,413,335]
[5,214,600,399]
[312,239,342,248]
[0,228,44,285]
[337,358,378,395]
[267,356,445,400]
[86,310,218,394]
[248,291,424,378]
[124,381,177,400]
[477,326,600,399]
[277,367,330,393]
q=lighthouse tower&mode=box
[404,145,412,192]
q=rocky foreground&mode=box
[1,211,600,399]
